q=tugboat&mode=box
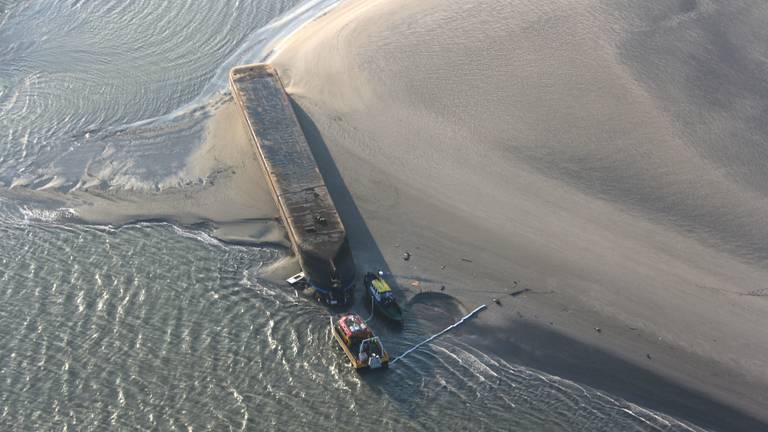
[330,314,390,370]
[363,272,403,324]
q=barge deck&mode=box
[229,64,354,304]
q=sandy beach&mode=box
[270,0,768,429]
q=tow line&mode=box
[364,294,375,323]
[390,304,487,365]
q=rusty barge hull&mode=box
[229,64,354,303]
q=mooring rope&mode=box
[364,293,375,322]
[390,304,487,365]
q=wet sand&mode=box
[4,100,288,247]
[271,0,768,429]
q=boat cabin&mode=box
[337,314,373,344]
[370,278,396,305]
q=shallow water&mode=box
[0,210,706,431]
[0,1,711,430]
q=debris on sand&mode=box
[594,327,602,333]
[461,258,473,263]
[493,298,501,305]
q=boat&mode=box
[286,271,351,306]
[363,272,403,323]
[330,314,390,370]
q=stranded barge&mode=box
[230,64,354,304]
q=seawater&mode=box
[0,1,708,430]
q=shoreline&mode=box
[467,318,768,432]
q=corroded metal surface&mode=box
[230,64,352,299]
